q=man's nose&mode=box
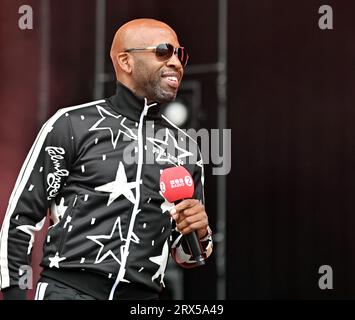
[166,53,183,70]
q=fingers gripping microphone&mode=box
[160,166,205,266]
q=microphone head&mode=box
[160,166,195,203]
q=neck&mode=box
[106,81,162,122]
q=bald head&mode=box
[110,18,185,103]
[110,19,177,59]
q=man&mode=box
[0,18,212,300]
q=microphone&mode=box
[160,166,205,266]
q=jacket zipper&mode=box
[109,99,157,299]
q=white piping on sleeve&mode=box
[0,100,105,289]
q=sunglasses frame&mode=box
[124,43,189,67]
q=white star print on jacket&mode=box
[0,82,213,299]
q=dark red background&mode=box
[1,0,355,299]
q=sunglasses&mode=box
[124,43,189,68]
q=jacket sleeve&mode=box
[170,151,213,268]
[0,110,75,296]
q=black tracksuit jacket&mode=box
[0,83,212,299]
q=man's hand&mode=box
[170,199,209,239]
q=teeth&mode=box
[167,76,178,83]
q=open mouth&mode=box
[162,75,179,89]
[161,71,180,89]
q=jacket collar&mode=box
[106,82,162,122]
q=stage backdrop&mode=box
[1,0,355,300]
[228,0,355,299]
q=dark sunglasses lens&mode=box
[177,47,189,67]
[155,44,173,58]
[155,44,189,67]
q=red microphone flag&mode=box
[160,166,194,203]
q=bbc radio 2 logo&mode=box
[170,176,192,189]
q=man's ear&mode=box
[116,52,132,74]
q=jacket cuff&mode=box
[199,225,212,242]
[2,286,27,300]
[199,226,213,259]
